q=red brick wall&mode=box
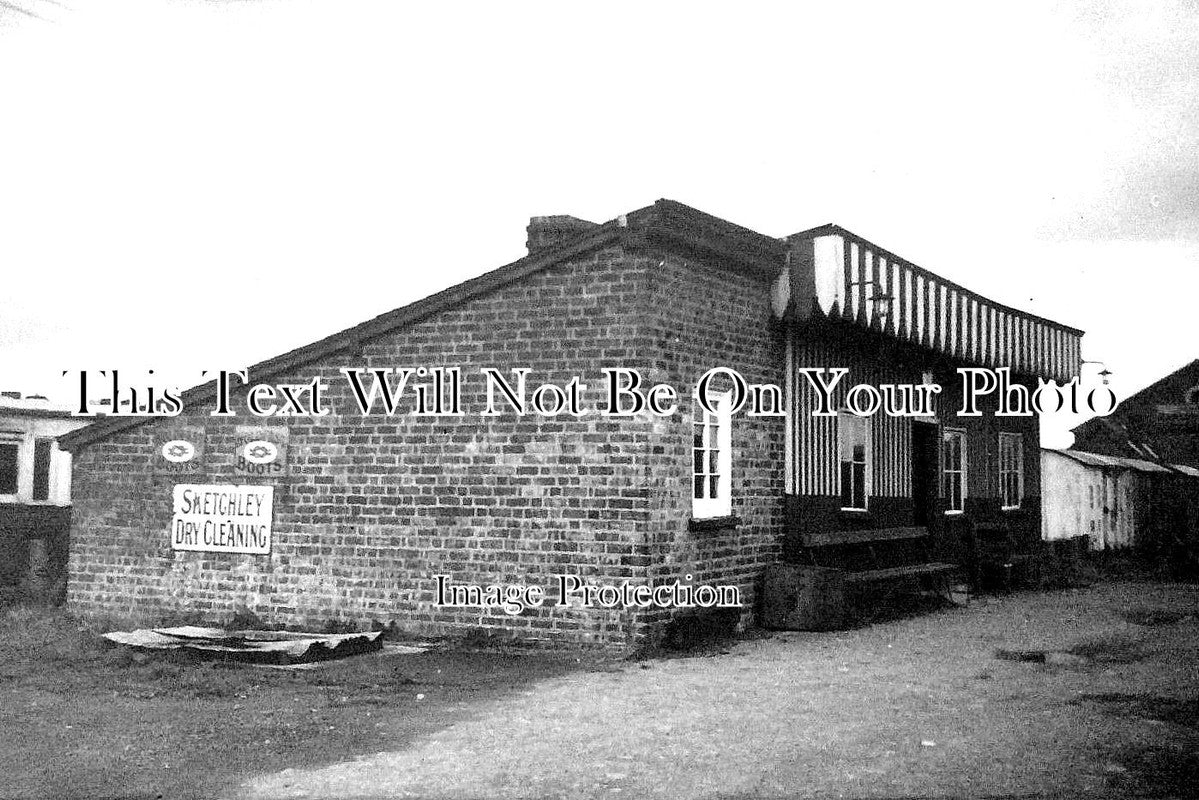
[68,245,693,650]
[639,252,787,635]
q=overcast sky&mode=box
[1,1,1196,447]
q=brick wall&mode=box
[639,252,787,635]
[68,244,694,651]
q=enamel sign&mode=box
[171,484,273,554]
[154,426,205,476]
[232,426,289,477]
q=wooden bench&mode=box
[763,527,960,630]
[805,526,959,587]
[967,522,1040,592]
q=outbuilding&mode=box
[0,393,90,603]
[59,200,1083,650]
[1041,448,1171,551]
[1042,447,1199,560]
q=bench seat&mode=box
[845,561,959,584]
[762,525,962,630]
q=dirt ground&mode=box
[4,582,1199,800]
[0,615,582,800]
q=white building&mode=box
[1041,448,1198,551]
[0,393,86,505]
[0,393,91,602]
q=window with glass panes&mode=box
[942,428,966,514]
[999,432,1023,509]
[692,392,731,518]
[838,411,869,510]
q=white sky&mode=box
[1,1,1196,448]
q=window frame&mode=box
[998,431,1024,511]
[692,391,732,519]
[942,427,967,515]
[32,437,54,502]
[0,439,19,498]
[838,410,871,512]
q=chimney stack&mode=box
[526,215,598,255]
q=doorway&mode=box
[911,421,939,526]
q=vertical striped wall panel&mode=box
[786,329,922,499]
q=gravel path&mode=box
[235,583,1199,799]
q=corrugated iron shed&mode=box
[1047,449,1173,473]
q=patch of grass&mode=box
[1122,606,1191,627]
[663,607,741,651]
[995,648,1047,663]
[631,608,748,660]
[1068,632,1150,664]
[452,625,551,652]
[225,605,272,631]
[1079,692,1199,729]
[154,607,211,628]
[0,606,111,668]
[1089,553,1162,582]
[1108,743,1199,797]
[319,617,362,634]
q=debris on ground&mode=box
[994,648,1092,667]
[100,625,390,665]
[260,642,428,670]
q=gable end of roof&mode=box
[59,199,788,452]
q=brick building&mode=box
[59,200,1082,650]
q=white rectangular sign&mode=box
[171,484,273,554]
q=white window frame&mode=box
[942,427,967,515]
[692,391,732,519]
[838,410,871,512]
[999,432,1024,510]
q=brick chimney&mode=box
[526,215,598,255]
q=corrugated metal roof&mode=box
[1045,449,1174,473]
[0,396,77,419]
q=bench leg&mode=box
[932,571,967,607]
[934,572,952,605]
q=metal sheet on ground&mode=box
[101,627,388,663]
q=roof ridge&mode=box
[59,220,629,451]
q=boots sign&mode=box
[154,426,205,476]
[232,426,289,477]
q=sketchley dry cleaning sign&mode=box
[171,484,273,555]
